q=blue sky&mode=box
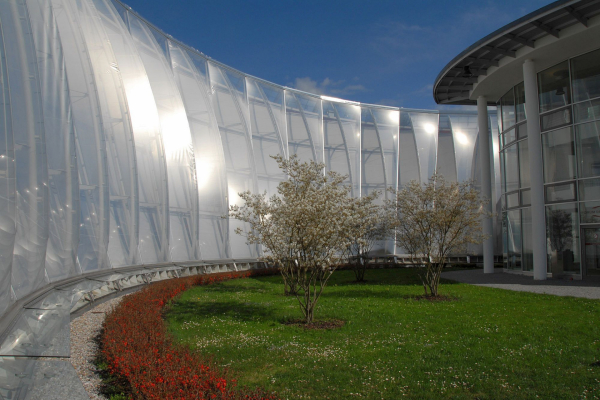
[119,0,552,110]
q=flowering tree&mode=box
[387,174,489,297]
[229,155,358,324]
[344,191,390,282]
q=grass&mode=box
[166,268,600,399]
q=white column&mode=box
[477,96,494,274]
[523,59,547,280]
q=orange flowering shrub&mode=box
[101,269,278,399]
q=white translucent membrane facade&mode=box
[249,81,287,197]
[28,0,80,285]
[0,0,50,302]
[448,114,479,183]
[209,63,258,259]
[0,2,16,316]
[287,92,321,163]
[94,0,169,264]
[125,11,199,262]
[361,107,399,200]
[408,112,440,185]
[169,46,230,260]
[360,106,400,254]
[58,0,130,272]
[437,115,459,182]
[323,101,361,197]
[0,0,500,320]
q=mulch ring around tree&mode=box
[283,318,346,330]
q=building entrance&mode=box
[583,227,600,276]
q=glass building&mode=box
[434,0,600,280]
[3,0,599,396]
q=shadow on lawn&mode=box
[328,272,461,288]
[320,289,412,300]
[169,299,278,324]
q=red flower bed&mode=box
[101,269,278,400]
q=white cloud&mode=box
[293,77,326,94]
[291,77,367,98]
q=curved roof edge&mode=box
[433,0,600,106]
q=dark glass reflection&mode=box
[538,61,571,113]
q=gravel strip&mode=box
[69,296,124,400]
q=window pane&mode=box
[538,61,571,113]
[545,182,576,202]
[501,88,515,130]
[518,140,530,188]
[542,127,576,183]
[500,150,507,194]
[521,189,531,206]
[576,121,600,178]
[501,206,508,268]
[507,192,519,208]
[518,123,528,139]
[504,145,519,192]
[507,209,522,270]
[522,208,533,272]
[580,178,600,201]
[497,104,503,132]
[571,48,600,103]
[573,98,600,123]
[503,128,516,145]
[540,107,571,131]
[580,201,600,223]
[546,204,580,274]
[515,82,526,122]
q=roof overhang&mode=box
[433,0,600,106]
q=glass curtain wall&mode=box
[497,47,600,276]
[537,59,578,275]
[540,47,600,275]
[497,82,531,271]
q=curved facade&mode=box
[434,0,600,280]
[0,0,500,324]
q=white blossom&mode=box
[229,155,362,323]
[386,174,490,297]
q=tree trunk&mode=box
[353,257,366,282]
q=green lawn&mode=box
[166,268,600,399]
